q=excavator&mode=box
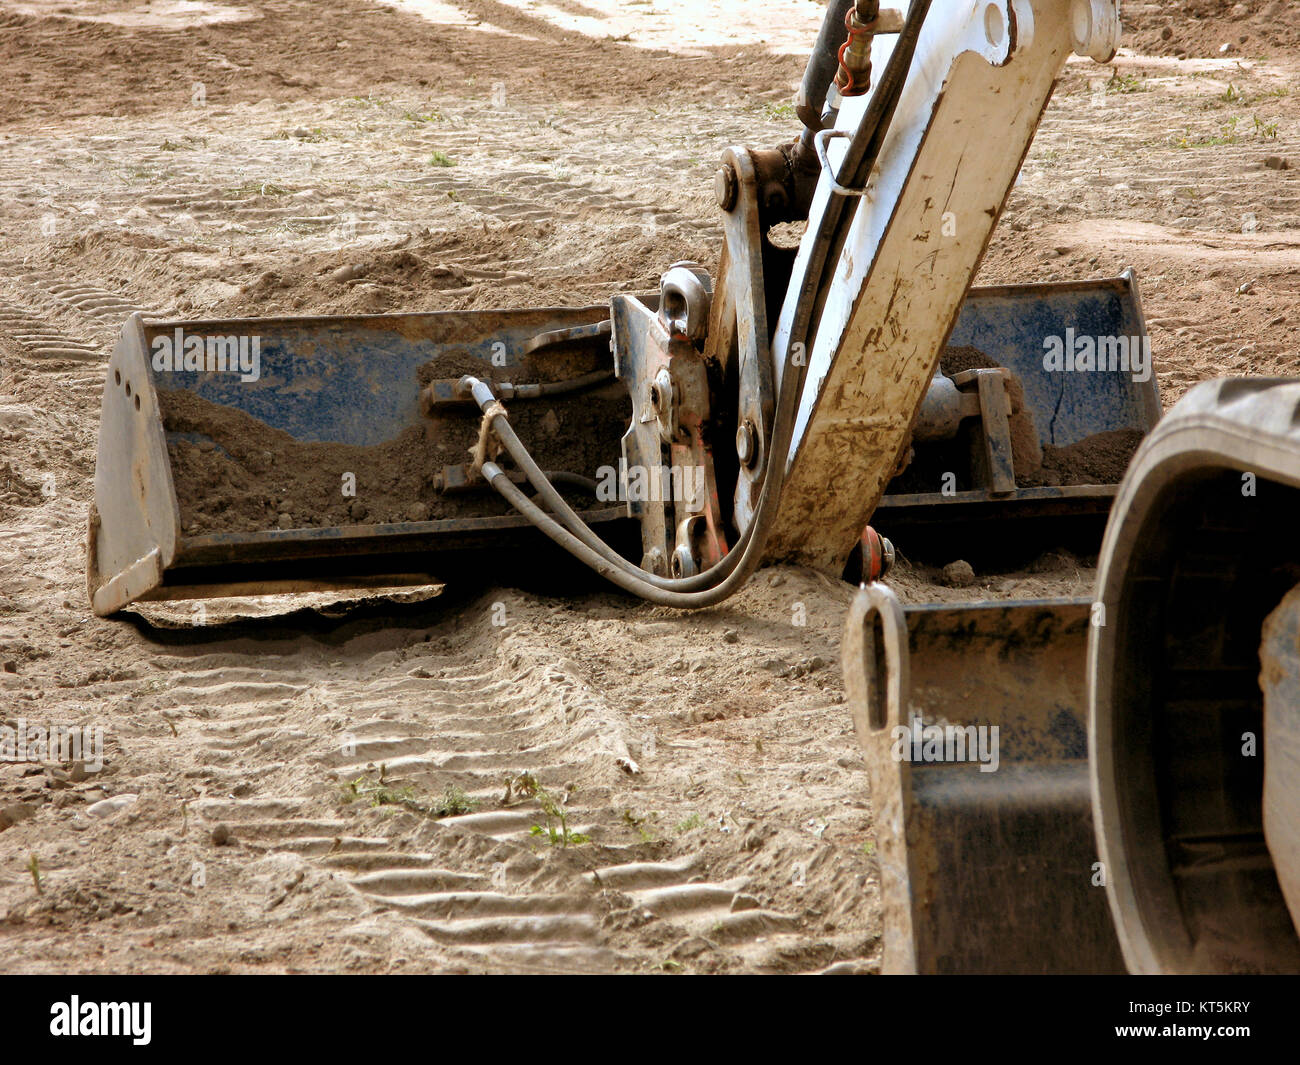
[86,0,1300,972]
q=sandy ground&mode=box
[1,0,1297,973]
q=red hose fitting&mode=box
[836,5,878,97]
[858,525,895,583]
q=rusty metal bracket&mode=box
[611,294,729,577]
[952,367,1017,496]
[707,147,776,536]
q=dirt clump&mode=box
[0,461,45,517]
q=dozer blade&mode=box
[878,271,1163,552]
[88,307,636,615]
[842,584,1124,974]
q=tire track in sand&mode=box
[133,590,874,973]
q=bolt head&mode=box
[736,421,757,467]
[714,165,738,211]
[650,367,673,411]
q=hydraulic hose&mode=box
[467,376,764,605]
[542,471,599,495]
[481,460,742,603]
[796,0,856,131]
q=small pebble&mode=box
[211,823,233,846]
[86,794,138,819]
[277,513,293,529]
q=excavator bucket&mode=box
[842,584,1125,973]
[87,275,1157,615]
[87,306,636,615]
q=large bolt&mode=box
[714,165,738,212]
[736,420,758,468]
[1071,0,1118,62]
[650,367,673,412]
[650,368,676,444]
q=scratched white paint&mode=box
[762,0,1120,566]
